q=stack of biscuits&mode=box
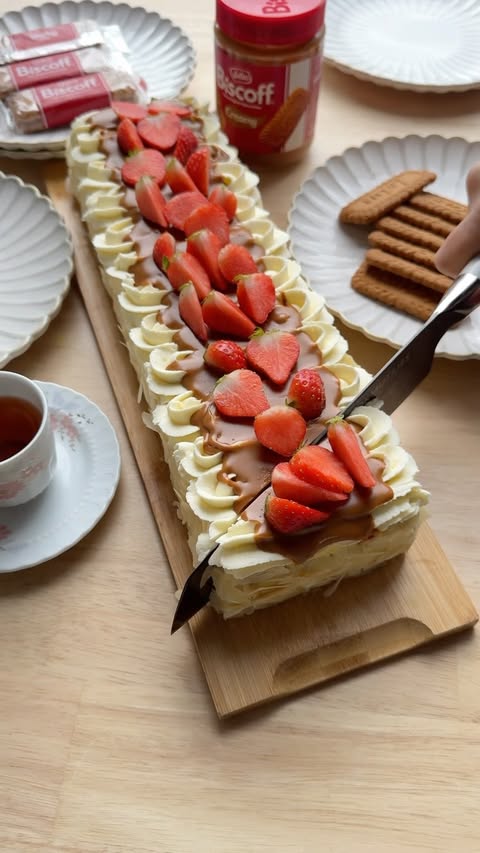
[339,170,467,321]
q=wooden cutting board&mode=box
[44,162,478,718]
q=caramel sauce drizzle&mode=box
[88,108,394,563]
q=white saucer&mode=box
[288,134,480,360]
[0,381,120,572]
[325,0,480,92]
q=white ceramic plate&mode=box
[0,172,73,368]
[0,381,121,572]
[325,0,480,92]
[0,0,196,153]
[288,134,480,360]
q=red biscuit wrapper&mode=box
[7,69,144,133]
[0,47,132,97]
[0,21,129,64]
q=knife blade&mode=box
[171,259,480,633]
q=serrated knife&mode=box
[171,259,480,633]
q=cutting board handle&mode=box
[273,618,434,695]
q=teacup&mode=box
[0,371,56,508]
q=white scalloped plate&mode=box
[0,0,196,153]
[0,381,121,572]
[288,134,480,360]
[325,0,480,92]
[0,172,73,368]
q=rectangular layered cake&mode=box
[67,99,429,619]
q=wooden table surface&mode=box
[1,1,480,850]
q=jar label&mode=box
[215,43,322,155]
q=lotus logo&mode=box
[230,67,252,84]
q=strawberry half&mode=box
[204,340,246,374]
[213,369,269,418]
[117,118,144,155]
[137,113,181,150]
[237,273,276,325]
[254,406,306,457]
[271,462,348,507]
[186,146,210,195]
[148,100,193,117]
[174,125,199,164]
[246,330,300,386]
[218,243,258,283]
[202,291,256,339]
[166,251,211,300]
[121,149,166,187]
[209,185,237,220]
[291,446,355,494]
[327,419,376,489]
[134,176,167,227]
[184,202,230,246]
[112,101,148,122]
[187,229,227,291]
[178,282,208,343]
[288,368,326,420]
[164,190,206,230]
[153,232,176,269]
[265,496,330,535]
[165,158,198,194]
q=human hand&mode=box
[435,163,480,277]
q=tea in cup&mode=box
[0,371,56,507]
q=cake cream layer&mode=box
[67,101,429,618]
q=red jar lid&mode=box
[216,0,326,47]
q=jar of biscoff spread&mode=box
[215,0,326,165]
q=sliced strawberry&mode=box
[265,496,330,535]
[121,149,166,187]
[134,176,167,227]
[246,330,299,386]
[237,273,276,325]
[217,243,258,283]
[202,291,256,339]
[288,368,326,421]
[174,125,199,165]
[213,369,269,417]
[254,406,306,457]
[184,203,230,246]
[117,118,144,155]
[204,340,246,374]
[164,190,206,230]
[153,232,176,270]
[112,101,148,123]
[165,158,198,194]
[137,113,181,151]
[166,252,211,300]
[148,100,193,117]
[178,282,208,343]
[291,446,355,494]
[209,184,237,221]
[187,229,227,291]
[186,146,210,195]
[271,462,348,507]
[327,419,376,489]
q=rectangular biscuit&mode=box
[368,230,437,270]
[409,192,467,224]
[392,205,455,237]
[339,170,436,225]
[375,216,444,252]
[351,261,440,321]
[365,248,453,293]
